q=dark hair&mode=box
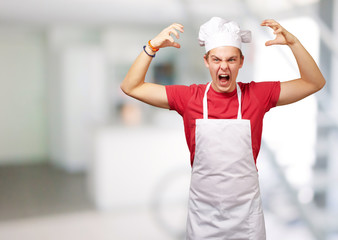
[204,48,243,60]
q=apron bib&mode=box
[186,82,266,240]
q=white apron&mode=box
[186,82,266,240]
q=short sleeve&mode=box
[249,81,281,112]
[165,85,192,116]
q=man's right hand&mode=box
[150,23,184,50]
[121,23,184,109]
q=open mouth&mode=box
[219,74,230,81]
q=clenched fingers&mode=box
[261,19,282,33]
[261,19,297,46]
[165,24,184,40]
[151,23,184,49]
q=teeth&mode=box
[220,75,229,77]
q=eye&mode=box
[212,58,220,62]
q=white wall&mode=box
[0,27,47,164]
[47,27,109,172]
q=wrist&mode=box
[143,45,156,58]
[288,37,300,47]
[148,40,160,52]
[145,45,156,55]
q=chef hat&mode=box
[199,17,252,52]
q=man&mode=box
[121,17,325,240]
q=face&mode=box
[204,46,244,93]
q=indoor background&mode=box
[0,0,337,239]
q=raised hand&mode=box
[261,19,298,47]
[150,23,184,49]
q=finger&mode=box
[273,28,283,35]
[265,38,285,46]
[263,22,279,29]
[170,26,184,38]
[172,42,181,48]
[265,40,275,46]
[167,23,184,34]
[169,28,180,39]
[261,19,277,25]
[168,35,175,44]
[261,20,271,26]
[167,36,181,48]
[261,20,279,29]
[172,23,184,32]
[261,22,282,35]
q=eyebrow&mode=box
[210,55,238,60]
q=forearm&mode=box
[120,45,155,96]
[289,39,326,90]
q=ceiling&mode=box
[0,0,319,27]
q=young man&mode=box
[121,17,325,240]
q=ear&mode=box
[239,55,244,68]
[203,55,210,68]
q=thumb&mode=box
[172,42,181,48]
[265,40,275,46]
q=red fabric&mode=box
[165,81,281,167]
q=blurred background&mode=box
[0,0,337,239]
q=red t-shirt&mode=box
[165,81,281,167]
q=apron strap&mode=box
[203,82,212,119]
[203,82,242,120]
[236,83,242,120]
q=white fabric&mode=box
[186,82,266,239]
[199,17,252,52]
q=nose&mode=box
[220,61,228,70]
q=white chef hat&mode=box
[198,17,252,52]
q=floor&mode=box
[0,163,175,240]
[0,162,321,240]
[0,163,94,222]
